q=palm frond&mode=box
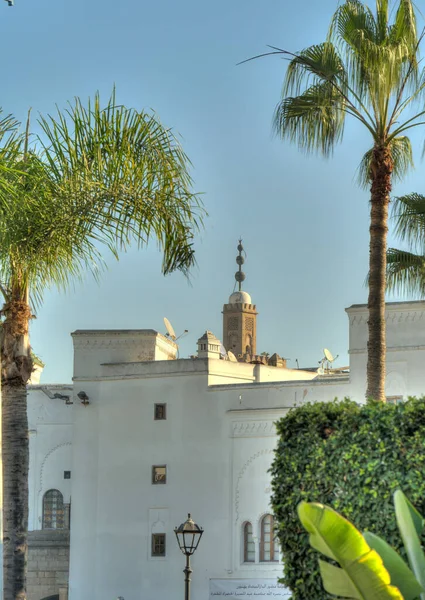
[386,247,425,296]
[0,91,205,309]
[35,91,205,282]
[390,193,425,250]
[376,0,389,42]
[284,42,348,98]
[329,0,419,117]
[330,0,377,52]
[390,0,417,48]
[274,80,346,156]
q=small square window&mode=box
[154,403,167,420]
[152,465,167,484]
[386,395,404,405]
[64,471,71,479]
[151,533,166,557]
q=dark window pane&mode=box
[64,471,71,479]
[385,396,404,405]
[260,514,278,563]
[152,465,167,484]
[244,522,255,562]
[154,404,167,420]
[152,533,166,557]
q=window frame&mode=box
[42,489,65,530]
[385,395,404,405]
[243,521,255,563]
[151,533,166,557]
[154,403,167,420]
[152,465,167,484]
[259,514,279,563]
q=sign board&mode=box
[210,579,291,600]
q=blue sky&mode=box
[0,0,422,382]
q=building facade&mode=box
[25,292,425,600]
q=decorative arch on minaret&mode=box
[222,240,258,359]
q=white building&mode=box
[27,246,425,600]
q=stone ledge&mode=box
[28,531,70,548]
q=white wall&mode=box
[27,387,73,531]
[346,302,425,399]
[68,335,351,600]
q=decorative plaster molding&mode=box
[348,315,367,326]
[73,337,156,350]
[349,311,425,326]
[350,344,425,354]
[37,442,72,500]
[232,421,276,438]
[235,449,274,523]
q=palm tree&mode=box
[256,0,425,400]
[0,91,204,600]
[386,193,425,295]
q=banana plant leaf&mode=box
[298,502,403,600]
[364,531,423,600]
[394,490,425,600]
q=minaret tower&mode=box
[222,240,258,359]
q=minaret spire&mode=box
[222,239,258,358]
[235,239,246,292]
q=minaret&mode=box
[222,240,258,359]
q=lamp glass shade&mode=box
[174,514,203,556]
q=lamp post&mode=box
[174,514,204,600]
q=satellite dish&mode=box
[319,348,339,374]
[227,350,238,363]
[220,344,227,358]
[164,317,177,341]
[323,348,334,362]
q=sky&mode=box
[0,0,423,382]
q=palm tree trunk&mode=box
[2,383,28,600]
[1,292,33,600]
[366,145,393,401]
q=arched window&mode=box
[243,522,255,563]
[260,514,279,562]
[42,489,65,529]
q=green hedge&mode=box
[270,397,425,600]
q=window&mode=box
[243,522,255,562]
[151,533,166,557]
[152,465,167,484]
[154,403,167,420]
[385,396,404,405]
[42,489,65,529]
[64,471,71,479]
[260,514,279,562]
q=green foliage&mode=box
[386,194,425,298]
[271,0,425,178]
[270,398,425,599]
[298,502,403,600]
[393,490,425,599]
[0,89,205,308]
[364,530,423,600]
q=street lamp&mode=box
[174,514,204,600]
